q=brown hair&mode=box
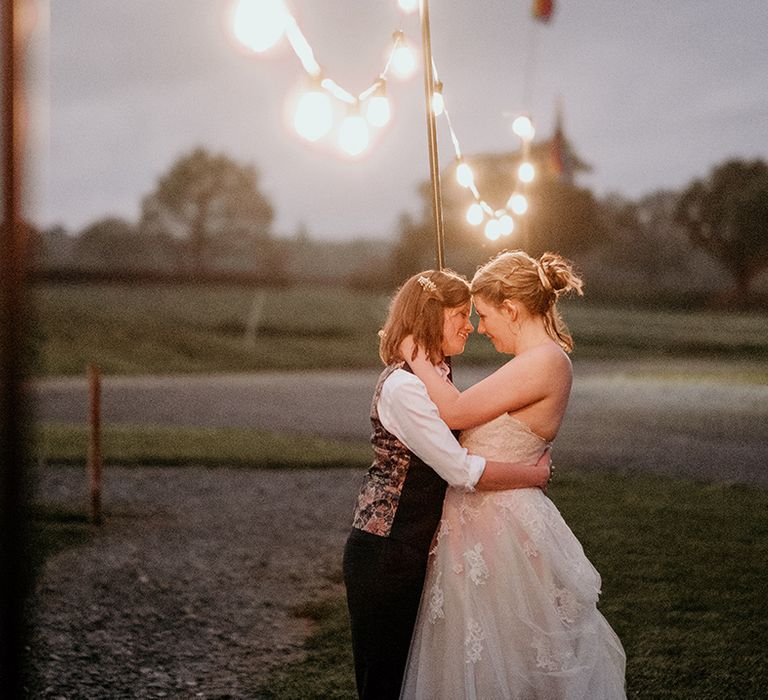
[379,269,471,365]
[470,250,584,352]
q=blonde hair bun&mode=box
[470,249,584,352]
[539,252,584,298]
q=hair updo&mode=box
[379,269,471,365]
[470,250,584,352]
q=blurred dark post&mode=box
[1,0,31,694]
[87,365,103,524]
[419,0,445,270]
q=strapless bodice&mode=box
[460,413,550,464]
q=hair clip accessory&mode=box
[536,263,554,294]
[417,275,438,294]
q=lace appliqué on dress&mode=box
[430,518,452,556]
[427,571,445,624]
[532,632,576,673]
[464,619,485,664]
[436,518,451,542]
[457,496,481,525]
[519,502,547,543]
[523,539,539,558]
[550,583,584,625]
[463,543,489,585]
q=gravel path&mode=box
[27,467,363,698]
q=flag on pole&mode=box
[532,0,555,23]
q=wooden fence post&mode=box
[87,364,103,524]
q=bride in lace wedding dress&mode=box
[400,252,626,699]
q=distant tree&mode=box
[72,217,144,270]
[597,191,691,284]
[570,190,728,303]
[140,147,274,274]
[16,221,46,270]
[674,158,768,299]
[391,213,436,282]
[393,149,604,280]
[523,178,605,257]
[38,224,74,269]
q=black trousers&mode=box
[343,528,430,700]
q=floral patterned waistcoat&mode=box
[351,363,455,555]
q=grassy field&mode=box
[259,468,768,699]
[30,282,768,376]
[35,423,371,469]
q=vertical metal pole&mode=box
[520,141,531,251]
[419,0,445,270]
[1,0,29,693]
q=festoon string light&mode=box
[231,0,538,240]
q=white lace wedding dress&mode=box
[401,413,626,699]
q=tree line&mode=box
[33,147,768,306]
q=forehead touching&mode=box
[472,296,495,317]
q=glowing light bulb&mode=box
[398,0,419,13]
[512,115,535,141]
[507,192,528,215]
[466,203,484,226]
[391,43,417,79]
[499,215,514,236]
[484,219,501,241]
[339,113,370,156]
[432,91,445,116]
[232,0,290,53]
[518,162,535,183]
[456,162,474,188]
[366,95,391,128]
[293,89,333,142]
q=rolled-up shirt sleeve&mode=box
[377,369,486,489]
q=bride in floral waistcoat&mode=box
[400,250,626,699]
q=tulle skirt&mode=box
[401,487,626,699]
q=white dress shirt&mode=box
[377,365,486,490]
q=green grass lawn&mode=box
[30,282,768,376]
[35,423,372,469]
[259,469,768,700]
[31,283,387,375]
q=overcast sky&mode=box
[31,0,768,241]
